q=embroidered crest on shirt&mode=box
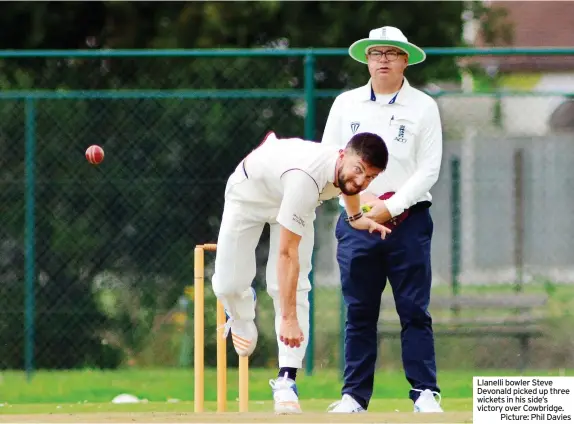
[350,122,360,134]
[394,124,407,143]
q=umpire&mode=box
[321,26,444,414]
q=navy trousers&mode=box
[335,206,439,409]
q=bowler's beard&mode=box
[337,172,361,196]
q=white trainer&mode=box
[327,394,366,413]
[222,318,258,357]
[413,389,443,412]
[222,287,258,357]
[269,373,302,414]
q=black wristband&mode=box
[345,211,363,222]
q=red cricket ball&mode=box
[85,145,105,165]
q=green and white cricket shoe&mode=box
[327,394,366,413]
[413,389,443,412]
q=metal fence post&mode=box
[513,149,524,293]
[24,97,36,381]
[304,51,316,376]
[450,156,461,310]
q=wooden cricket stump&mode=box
[194,243,249,413]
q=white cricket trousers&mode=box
[211,165,314,369]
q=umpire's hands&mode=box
[279,317,304,348]
[363,198,392,224]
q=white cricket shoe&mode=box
[222,318,258,356]
[327,394,366,413]
[269,373,302,414]
[413,389,443,412]
[222,287,258,357]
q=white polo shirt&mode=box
[321,78,443,218]
[229,132,341,235]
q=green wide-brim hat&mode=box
[349,26,426,66]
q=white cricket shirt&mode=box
[321,78,443,218]
[231,132,341,235]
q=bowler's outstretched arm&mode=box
[275,170,320,348]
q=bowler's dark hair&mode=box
[345,132,389,171]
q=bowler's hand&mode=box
[364,198,392,224]
[349,216,391,239]
[367,219,392,239]
[279,317,304,348]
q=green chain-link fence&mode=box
[1,49,574,380]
